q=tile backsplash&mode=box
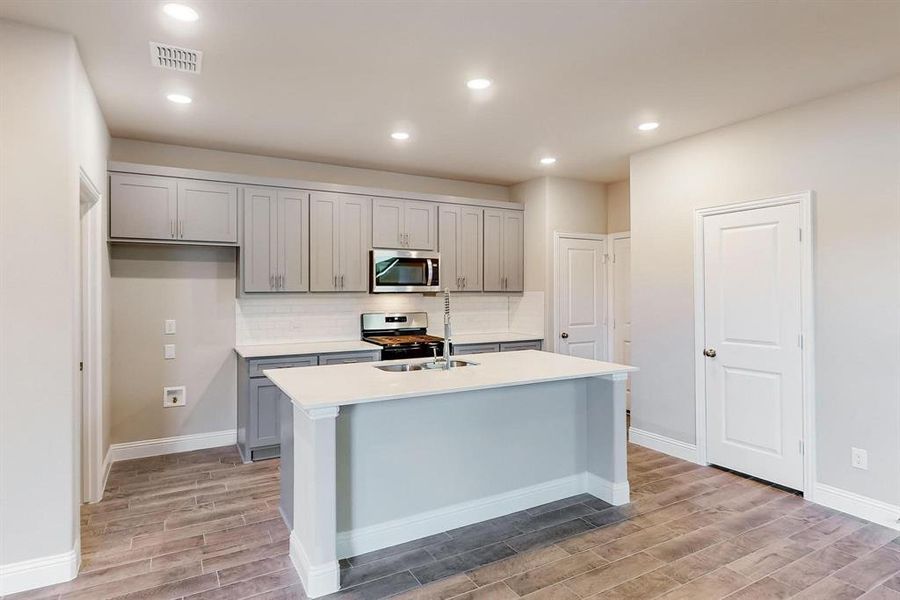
[236,291,544,345]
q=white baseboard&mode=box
[335,471,624,558]
[108,429,237,462]
[629,427,700,464]
[0,539,79,596]
[814,483,900,532]
[290,531,340,599]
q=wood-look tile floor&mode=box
[7,444,900,600]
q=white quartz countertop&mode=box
[234,340,381,359]
[265,350,637,411]
[451,332,544,344]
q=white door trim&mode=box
[552,231,608,354]
[606,231,630,362]
[693,191,816,497]
[80,168,105,504]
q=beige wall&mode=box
[110,246,237,443]
[107,141,513,446]
[111,138,509,202]
[512,176,607,342]
[606,179,630,233]
[0,20,107,574]
[630,76,900,506]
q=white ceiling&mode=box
[3,1,900,185]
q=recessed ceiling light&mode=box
[162,3,199,21]
[467,78,492,90]
[166,93,192,104]
[638,121,659,131]
[540,157,557,165]
[391,131,410,141]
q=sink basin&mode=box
[374,359,478,373]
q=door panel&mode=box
[557,237,607,359]
[177,180,238,243]
[338,195,371,291]
[110,173,177,240]
[278,190,309,292]
[309,193,339,291]
[483,209,503,291]
[372,198,404,248]
[704,203,803,489]
[242,188,276,292]
[502,211,524,291]
[405,200,437,250]
[459,207,483,291]
[438,205,461,291]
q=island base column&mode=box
[289,405,340,598]
[586,373,630,505]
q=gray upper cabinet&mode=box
[242,187,309,293]
[484,208,524,292]
[110,173,238,244]
[372,198,437,250]
[439,204,483,292]
[310,192,371,292]
[110,173,177,240]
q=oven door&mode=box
[371,250,440,293]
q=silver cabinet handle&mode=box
[333,275,337,289]
[277,274,282,290]
[340,274,345,289]
[463,276,467,288]
[178,220,184,239]
[270,274,274,289]
[170,220,175,238]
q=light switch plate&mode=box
[163,386,186,408]
[165,320,176,335]
[164,344,176,359]
[851,447,868,470]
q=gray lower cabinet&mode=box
[452,339,542,355]
[238,349,379,462]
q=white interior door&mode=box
[611,235,632,408]
[703,203,803,490]
[557,236,607,360]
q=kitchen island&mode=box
[265,350,636,598]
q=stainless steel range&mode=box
[361,311,443,360]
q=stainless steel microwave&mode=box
[370,250,440,293]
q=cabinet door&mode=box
[309,192,340,292]
[242,187,277,292]
[459,206,483,291]
[278,189,309,292]
[438,205,462,291]
[338,195,371,291]
[249,378,282,448]
[404,200,437,250]
[372,198,404,248]
[110,173,177,240]
[502,210,524,292]
[483,208,504,292]
[177,180,238,243]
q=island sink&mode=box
[374,359,477,372]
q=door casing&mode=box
[693,191,816,497]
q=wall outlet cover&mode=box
[851,447,868,470]
[164,343,176,359]
[163,386,186,408]
[165,319,176,335]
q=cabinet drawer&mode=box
[500,340,542,352]
[452,343,500,355]
[248,355,318,377]
[318,351,380,365]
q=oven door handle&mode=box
[426,259,434,286]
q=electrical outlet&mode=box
[163,386,186,408]
[165,319,176,335]
[851,447,868,470]
[164,344,176,359]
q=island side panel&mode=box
[585,373,630,505]
[290,405,340,598]
[279,393,294,529]
[335,379,589,557]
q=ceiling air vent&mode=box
[149,42,202,74]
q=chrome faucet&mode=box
[443,288,452,369]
